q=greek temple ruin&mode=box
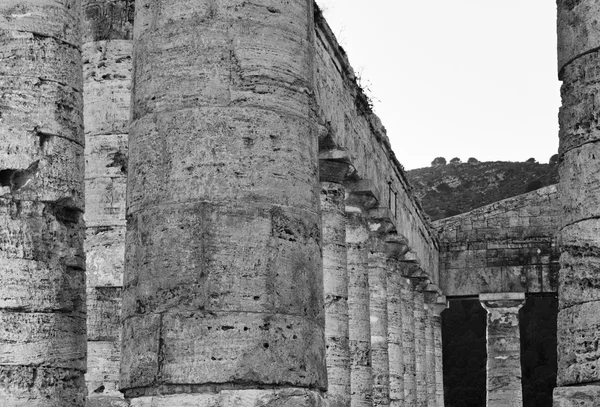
[0,0,599,406]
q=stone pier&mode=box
[320,181,351,407]
[480,293,525,407]
[122,0,326,404]
[554,0,600,403]
[0,0,87,405]
[82,1,132,405]
[413,285,428,407]
[431,300,447,407]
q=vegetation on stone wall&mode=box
[407,160,559,220]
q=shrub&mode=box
[431,157,447,166]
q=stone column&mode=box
[369,242,390,407]
[401,282,416,405]
[122,1,327,405]
[554,1,600,403]
[424,305,436,407]
[346,209,373,407]
[321,182,351,407]
[387,268,405,407]
[432,300,447,407]
[0,1,86,405]
[479,293,525,407]
[82,1,132,406]
[413,286,428,407]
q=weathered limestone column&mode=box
[401,281,416,405]
[320,181,351,407]
[479,293,525,407]
[387,267,405,407]
[424,305,435,407]
[346,205,373,407]
[413,285,428,407]
[122,1,327,405]
[82,1,132,406]
[554,1,600,404]
[0,1,87,405]
[368,240,390,407]
[432,299,447,407]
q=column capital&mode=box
[479,292,525,312]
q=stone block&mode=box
[557,301,600,385]
[86,226,125,287]
[553,385,600,407]
[557,0,600,75]
[560,143,600,224]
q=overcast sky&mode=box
[316,0,561,170]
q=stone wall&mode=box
[435,185,561,296]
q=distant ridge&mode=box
[406,159,559,221]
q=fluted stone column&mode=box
[387,269,405,407]
[82,1,132,406]
[123,1,326,405]
[346,208,373,407]
[480,293,525,407]
[554,1,600,403]
[0,1,86,405]
[401,283,416,405]
[321,182,351,407]
[414,286,427,407]
[369,243,390,407]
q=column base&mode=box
[129,389,326,407]
[553,385,600,406]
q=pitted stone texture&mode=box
[124,0,325,396]
[82,0,134,43]
[320,183,350,407]
[557,301,600,385]
[129,389,326,407]
[558,51,600,154]
[86,341,127,406]
[0,2,85,403]
[387,271,404,407]
[83,41,132,136]
[480,294,525,407]
[558,252,600,309]
[553,385,600,406]
[402,285,416,405]
[432,311,445,407]
[0,366,86,407]
[435,185,560,297]
[559,143,600,225]
[346,211,373,407]
[557,0,600,76]
[369,249,390,407]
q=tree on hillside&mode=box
[431,157,447,166]
[450,157,462,164]
[526,157,537,163]
[467,157,479,164]
[549,154,559,165]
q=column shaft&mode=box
[555,1,600,403]
[346,211,373,407]
[414,289,427,407]
[321,183,351,407]
[369,248,390,407]
[402,284,416,405]
[425,305,436,407]
[122,0,326,404]
[480,293,525,407]
[433,307,445,407]
[387,271,404,407]
[82,1,132,405]
[0,1,86,405]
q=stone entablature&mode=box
[435,185,561,296]
[313,8,439,284]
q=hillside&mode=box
[407,159,559,221]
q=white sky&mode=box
[316,0,561,170]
